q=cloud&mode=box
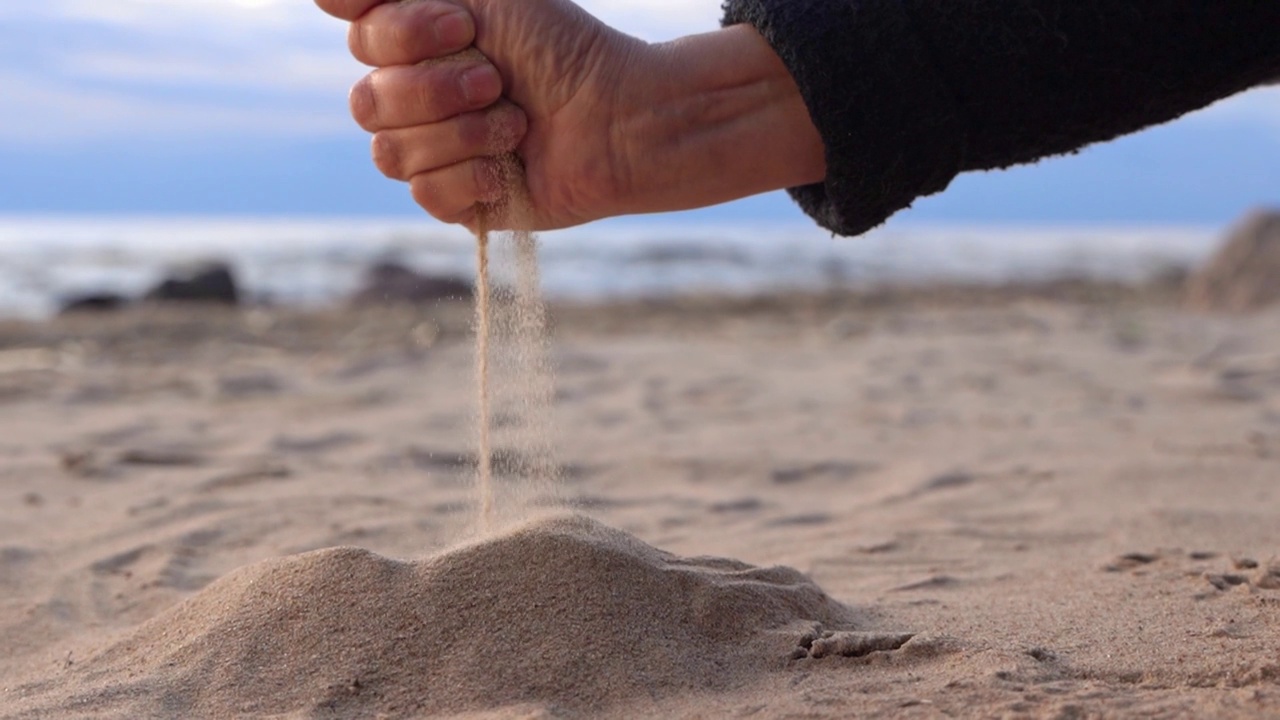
[0,67,349,144]
[0,0,1276,150]
[6,0,715,39]
[580,0,723,39]
[13,0,324,32]
[0,1,359,146]
[63,48,360,94]
[0,0,722,148]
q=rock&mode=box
[1185,209,1280,312]
[58,293,130,315]
[350,261,471,306]
[145,262,239,305]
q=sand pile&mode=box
[10,515,857,719]
[1186,208,1280,312]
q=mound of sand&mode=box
[1186,208,1280,312]
[12,516,856,718]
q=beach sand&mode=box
[1,285,1278,718]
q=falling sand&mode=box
[473,230,494,526]
[471,160,560,533]
[423,47,560,533]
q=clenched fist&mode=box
[315,0,825,231]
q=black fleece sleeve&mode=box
[721,1,1280,237]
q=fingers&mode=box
[314,0,381,21]
[316,0,513,227]
[348,1,474,66]
[351,61,501,132]
[372,102,528,181]
[409,158,508,223]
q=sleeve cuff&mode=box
[722,0,965,236]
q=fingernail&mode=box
[460,65,501,105]
[436,11,472,50]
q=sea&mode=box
[0,216,1220,320]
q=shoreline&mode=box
[0,218,1217,319]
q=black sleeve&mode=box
[721,0,1280,237]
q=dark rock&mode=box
[145,263,238,305]
[59,293,130,315]
[350,262,471,306]
[1186,209,1280,312]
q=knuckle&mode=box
[370,133,401,178]
[314,0,346,20]
[387,17,417,59]
[346,22,372,64]
[349,76,378,130]
[453,113,488,151]
[411,74,447,123]
[317,0,378,21]
[410,176,446,215]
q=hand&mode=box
[316,0,826,231]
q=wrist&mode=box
[612,25,826,216]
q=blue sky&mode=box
[1,0,1277,228]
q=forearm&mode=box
[907,1,1280,171]
[612,25,826,216]
[724,0,1280,236]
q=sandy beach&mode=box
[2,283,1278,718]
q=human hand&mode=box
[316,0,826,231]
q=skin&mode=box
[314,0,827,232]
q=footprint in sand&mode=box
[89,528,224,593]
[271,431,364,454]
[764,513,835,528]
[1102,551,1161,573]
[771,461,876,485]
[1104,549,1280,593]
[196,465,292,494]
[0,546,39,591]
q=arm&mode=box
[724,0,1280,236]
[608,25,827,217]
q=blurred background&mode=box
[0,0,1277,317]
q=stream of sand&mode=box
[472,192,558,531]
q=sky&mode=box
[0,0,1277,228]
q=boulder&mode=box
[350,261,472,306]
[145,262,239,305]
[58,293,130,315]
[1185,209,1280,313]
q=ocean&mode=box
[0,216,1219,319]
